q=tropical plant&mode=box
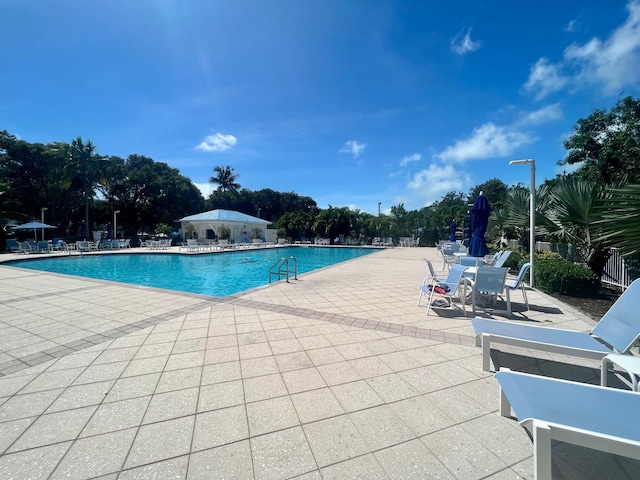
[251,227,263,239]
[210,165,240,193]
[596,184,640,256]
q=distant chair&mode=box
[459,256,482,267]
[493,250,512,268]
[506,263,532,311]
[6,239,20,253]
[441,247,457,270]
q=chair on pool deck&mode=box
[495,369,640,480]
[6,239,20,253]
[421,264,471,316]
[506,262,532,311]
[493,250,512,268]
[472,278,640,371]
[417,259,445,306]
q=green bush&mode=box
[534,255,596,296]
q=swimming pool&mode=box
[9,247,376,297]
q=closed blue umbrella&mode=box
[449,219,457,242]
[469,194,491,257]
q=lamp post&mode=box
[257,208,261,218]
[509,159,535,287]
[378,202,381,217]
[113,210,120,240]
[40,207,48,241]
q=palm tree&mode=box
[209,166,240,209]
[210,166,240,193]
[597,184,640,256]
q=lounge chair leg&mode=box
[482,336,492,371]
[533,423,553,480]
[499,384,511,417]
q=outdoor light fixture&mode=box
[40,207,48,241]
[113,210,120,240]
[509,159,535,287]
[378,202,382,217]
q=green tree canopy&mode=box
[560,96,640,186]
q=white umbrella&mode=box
[13,221,57,241]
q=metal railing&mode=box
[602,248,640,290]
[269,257,298,283]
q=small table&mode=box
[601,353,640,391]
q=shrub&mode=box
[534,255,596,296]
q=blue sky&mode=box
[3,1,640,214]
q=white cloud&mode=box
[195,133,237,152]
[564,0,640,94]
[435,122,536,163]
[451,27,482,55]
[522,103,562,125]
[399,153,421,167]
[565,19,578,32]
[523,58,569,100]
[339,140,366,159]
[407,163,473,206]
[192,182,214,198]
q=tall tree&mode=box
[210,166,240,193]
[61,137,106,239]
[560,96,640,187]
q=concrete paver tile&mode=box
[282,367,327,394]
[119,455,189,480]
[192,405,248,451]
[125,416,195,469]
[374,438,455,479]
[155,366,203,393]
[187,442,252,480]
[251,426,317,480]
[390,395,456,437]
[81,396,151,437]
[201,361,241,385]
[349,404,415,451]
[290,387,345,424]
[303,415,369,468]
[105,373,161,403]
[51,428,137,480]
[243,373,288,403]
[198,379,244,412]
[320,454,387,479]
[330,380,384,413]
[0,388,64,421]
[8,405,96,452]
[142,387,199,424]
[0,442,71,480]
[247,396,299,436]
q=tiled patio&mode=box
[0,246,637,479]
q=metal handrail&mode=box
[269,256,298,283]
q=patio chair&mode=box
[495,369,640,479]
[506,263,532,310]
[18,241,34,254]
[6,239,20,253]
[459,256,482,267]
[483,251,502,266]
[441,247,458,270]
[417,259,445,306]
[470,267,510,317]
[420,264,471,316]
[472,278,640,371]
[493,250,512,268]
[37,241,51,253]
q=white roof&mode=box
[178,209,269,224]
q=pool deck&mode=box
[0,246,637,479]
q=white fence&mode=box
[602,248,639,290]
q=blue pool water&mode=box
[10,247,376,297]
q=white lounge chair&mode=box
[417,259,445,306]
[470,267,510,317]
[495,369,640,480]
[472,278,640,371]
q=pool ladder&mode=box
[269,256,298,283]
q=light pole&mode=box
[378,202,381,217]
[113,210,120,240]
[509,159,535,287]
[40,207,48,241]
[257,208,261,218]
